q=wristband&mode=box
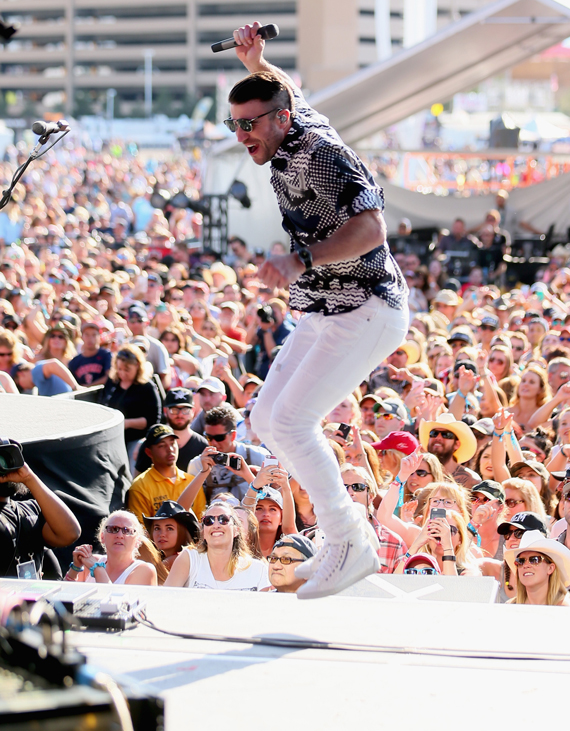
[394,476,405,509]
[89,561,107,578]
[404,551,412,559]
[249,482,264,493]
[456,388,467,400]
[467,521,482,547]
[442,555,457,562]
[69,562,84,573]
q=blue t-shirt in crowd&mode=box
[32,361,72,397]
[68,348,112,386]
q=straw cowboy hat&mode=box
[504,530,570,586]
[398,339,421,365]
[419,412,477,465]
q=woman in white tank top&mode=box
[165,501,270,591]
[64,510,157,586]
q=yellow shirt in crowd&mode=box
[127,466,206,523]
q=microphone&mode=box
[211,24,279,53]
[32,119,69,141]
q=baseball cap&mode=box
[372,398,408,422]
[448,331,473,346]
[273,534,318,560]
[471,418,494,436]
[471,480,505,503]
[480,315,499,329]
[128,305,148,321]
[130,335,150,353]
[529,317,548,331]
[511,460,550,482]
[81,320,101,332]
[164,388,194,407]
[403,553,440,573]
[197,377,225,394]
[147,273,162,284]
[256,486,283,509]
[497,511,547,536]
[220,301,239,313]
[372,431,419,455]
[144,424,179,447]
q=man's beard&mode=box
[0,482,28,499]
[430,445,455,464]
[167,417,190,431]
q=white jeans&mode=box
[250,296,408,541]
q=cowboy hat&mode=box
[143,500,200,544]
[504,530,570,586]
[419,412,477,465]
[398,339,421,365]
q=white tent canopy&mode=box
[309,0,570,145]
[382,172,570,235]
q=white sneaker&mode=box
[297,528,380,600]
[295,545,328,580]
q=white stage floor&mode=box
[55,582,570,731]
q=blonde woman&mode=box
[505,530,570,605]
[508,365,551,432]
[165,502,270,590]
[66,510,157,586]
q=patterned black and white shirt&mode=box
[270,85,407,315]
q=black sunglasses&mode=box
[503,528,525,540]
[205,432,231,443]
[429,429,456,440]
[267,555,305,565]
[202,514,232,526]
[413,469,431,477]
[345,483,368,492]
[404,567,438,575]
[224,107,280,133]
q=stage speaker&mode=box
[340,574,499,603]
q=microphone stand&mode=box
[0,126,70,211]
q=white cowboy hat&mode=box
[419,412,477,465]
[504,530,570,587]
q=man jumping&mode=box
[229,23,408,599]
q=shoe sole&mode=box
[297,545,380,600]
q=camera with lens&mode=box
[0,438,25,476]
[257,305,275,325]
[212,452,229,466]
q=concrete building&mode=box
[0,0,491,117]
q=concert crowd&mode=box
[1,141,570,605]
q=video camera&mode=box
[0,438,25,476]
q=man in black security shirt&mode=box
[0,456,81,578]
[134,388,208,476]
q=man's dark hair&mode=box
[205,405,239,432]
[228,71,293,111]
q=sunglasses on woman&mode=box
[413,469,431,478]
[404,567,438,575]
[105,525,137,535]
[514,554,550,567]
[202,514,232,526]
[267,555,305,565]
[503,528,525,540]
[345,483,368,492]
[505,498,525,509]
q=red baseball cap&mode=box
[371,431,419,454]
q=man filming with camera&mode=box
[246,298,294,379]
[185,404,270,502]
[0,439,81,578]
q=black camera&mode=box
[0,438,25,476]
[212,452,229,466]
[257,305,275,325]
